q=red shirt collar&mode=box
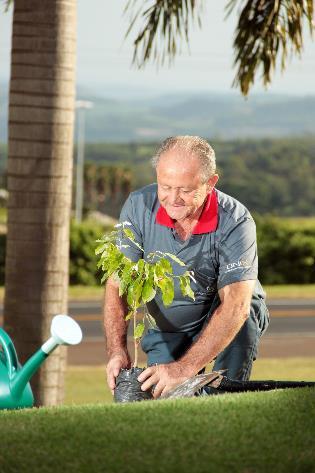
[155,190,218,234]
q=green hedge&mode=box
[256,216,315,284]
[0,217,314,285]
[69,219,109,285]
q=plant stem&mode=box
[133,310,138,368]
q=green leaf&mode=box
[127,279,143,308]
[118,279,128,297]
[95,243,106,255]
[164,252,186,266]
[101,259,110,271]
[106,251,124,277]
[183,282,195,301]
[179,275,195,301]
[136,258,145,276]
[123,227,135,241]
[144,262,150,278]
[133,279,144,305]
[127,283,135,307]
[134,321,145,340]
[122,227,144,251]
[179,275,186,294]
[100,272,108,284]
[159,257,173,274]
[130,239,144,251]
[118,261,133,296]
[142,278,156,303]
[153,261,164,282]
[158,277,174,306]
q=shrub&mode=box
[0,217,314,286]
[256,216,315,284]
[69,219,111,285]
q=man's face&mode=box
[156,150,218,221]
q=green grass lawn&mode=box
[0,358,314,473]
[264,284,315,299]
[0,388,314,473]
[66,284,315,300]
[0,285,105,302]
[72,284,315,300]
[65,358,315,405]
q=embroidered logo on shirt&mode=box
[224,259,252,273]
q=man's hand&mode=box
[106,352,131,395]
[137,362,194,399]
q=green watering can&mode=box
[0,314,82,410]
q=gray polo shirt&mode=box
[119,183,264,333]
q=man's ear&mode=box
[207,174,219,191]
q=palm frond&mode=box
[125,0,314,95]
[3,0,13,11]
[124,0,204,68]
[227,0,314,95]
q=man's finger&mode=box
[160,386,170,398]
[152,382,164,399]
[107,373,116,391]
[137,366,154,382]
[140,373,158,392]
[106,365,118,390]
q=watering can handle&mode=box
[0,328,19,378]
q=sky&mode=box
[0,1,314,97]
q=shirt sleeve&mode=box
[217,217,258,289]
[117,194,144,262]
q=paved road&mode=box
[64,300,315,363]
[72,313,315,339]
[64,300,315,339]
[1,300,315,363]
[63,299,315,365]
[2,300,315,338]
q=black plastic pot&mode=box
[114,367,153,403]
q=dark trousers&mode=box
[141,294,270,383]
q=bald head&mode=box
[152,136,216,183]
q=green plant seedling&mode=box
[96,221,195,367]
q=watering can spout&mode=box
[10,315,82,400]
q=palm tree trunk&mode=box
[3,0,76,406]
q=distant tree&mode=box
[3,0,76,406]
[82,139,315,217]
[83,162,133,217]
[125,0,314,95]
[84,162,98,211]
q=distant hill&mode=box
[1,82,314,142]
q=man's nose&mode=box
[168,188,181,203]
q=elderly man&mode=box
[104,136,269,398]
